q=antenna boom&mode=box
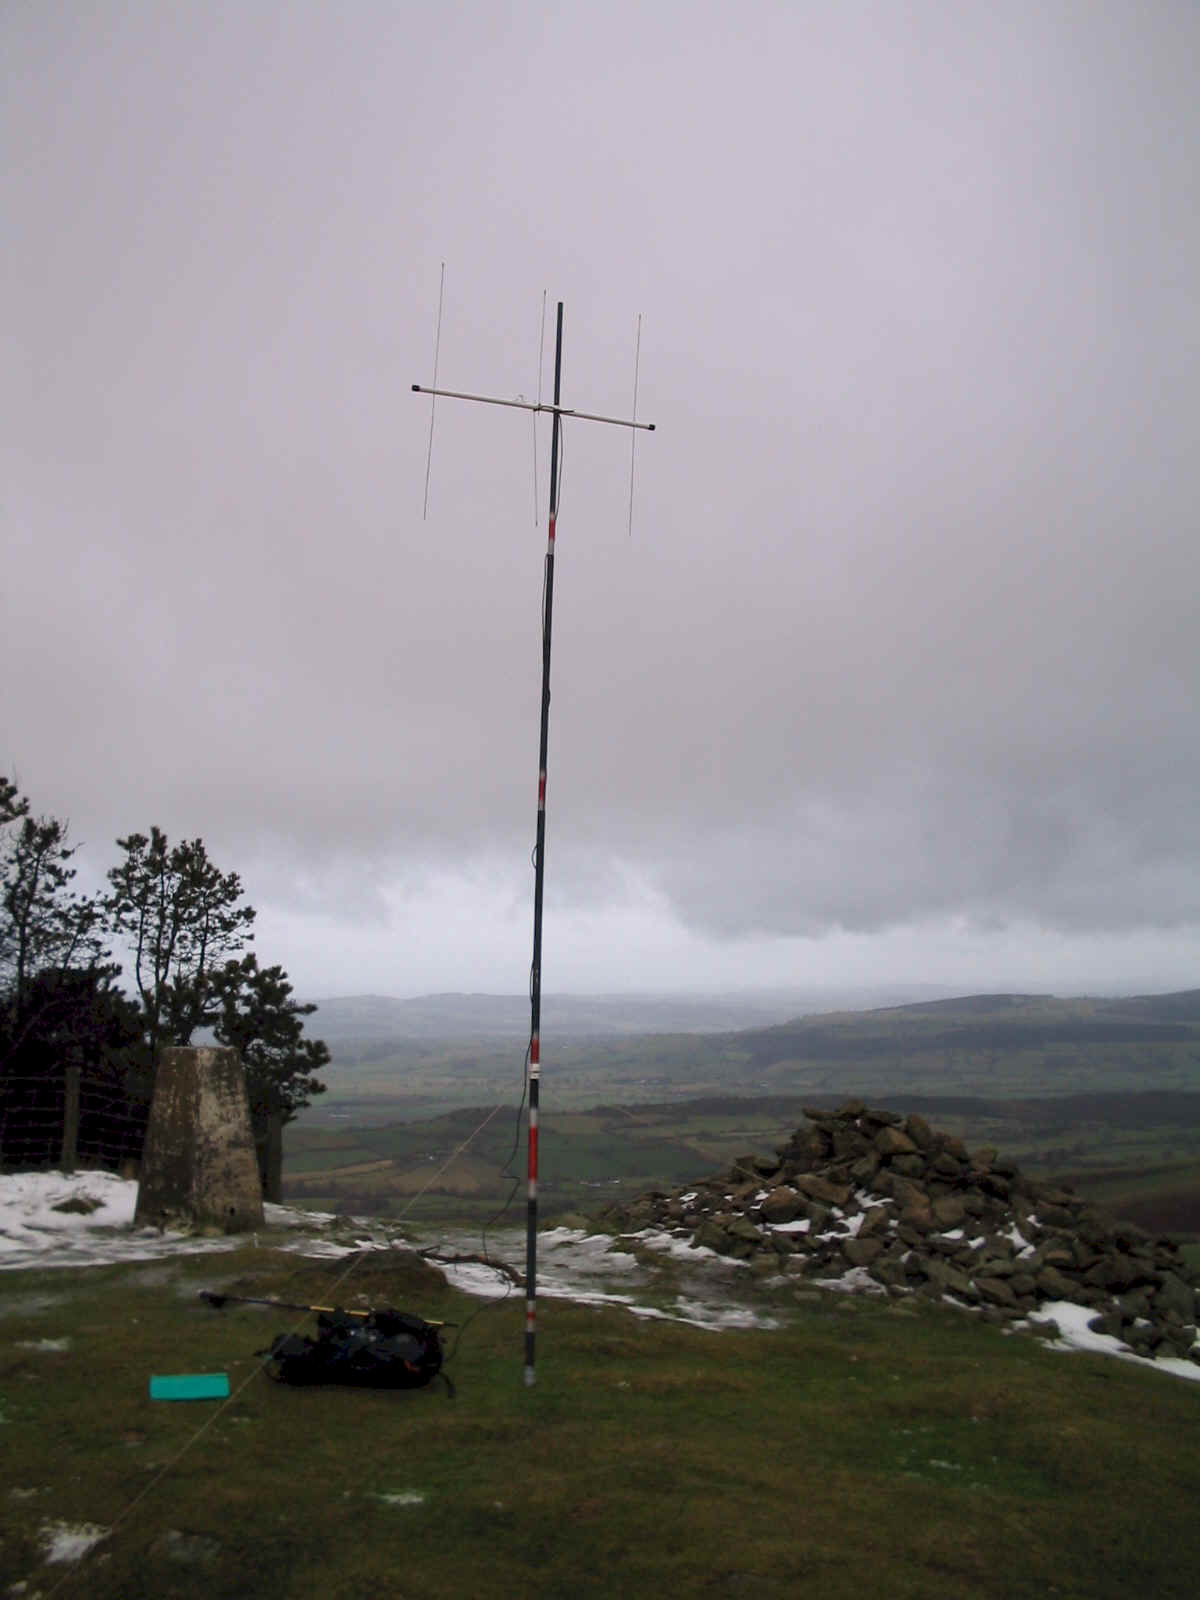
[411,383,655,431]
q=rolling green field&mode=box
[306,990,1200,1122]
[284,992,1200,1236]
[280,1091,1200,1240]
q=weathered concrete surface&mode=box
[135,1046,264,1232]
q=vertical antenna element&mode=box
[422,262,446,520]
[525,299,563,1388]
[628,314,642,538]
[533,290,547,526]
[409,297,654,1388]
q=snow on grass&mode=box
[814,1264,888,1296]
[39,1518,109,1563]
[1023,1301,1200,1384]
[673,1296,779,1331]
[0,1171,358,1272]
[3,1170,1197,1380]
[0,1170,236,1271]
[625,1226,746,1265]
[429,1225,778,1332]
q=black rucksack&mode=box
[261,1308,448,1393]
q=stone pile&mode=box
[592,1100,1200,1364]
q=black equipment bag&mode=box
[261,1308,446,1391]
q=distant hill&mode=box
[866,992,1048,1016]
[300,985,1200,1114]
[305,986,950,1045]
[1093,989,1200,1024]
[728,988,1200,1074]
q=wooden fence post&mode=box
[60,1066,81,1173]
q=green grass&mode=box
[3,1243,1200,1599]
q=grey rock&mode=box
[759,1186,805,1224]
[1035,1266,1078,1300]
[1155,1272,1198,1323]
[794,1173,852,1207]
[976,1277,1018,1308]
[857,1205,891,1239]
[904,1112,936,1150]
[869,1258,910,1291]
[931,1195,967,1229]
[692,1219,734,1255]
[875,1125,919,1158]
[842,1237,885,1268]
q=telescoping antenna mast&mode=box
[413,301,655,1386]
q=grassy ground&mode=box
[3,1242,1200,1599]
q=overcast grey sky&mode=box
[4,1,1198,1000]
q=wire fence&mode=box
[0,1068,148,1172]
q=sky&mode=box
[4,1,1199,1002]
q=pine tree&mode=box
[105,828,256,1062]
[2,780,110,1050]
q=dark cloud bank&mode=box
[3,3,1197,993]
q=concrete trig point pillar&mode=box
[135,1046,264,1232]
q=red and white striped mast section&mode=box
[413,302,655,1386]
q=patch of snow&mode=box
[276,1236,358,1259]
[39,1519,109,1563]
[814,1265,887,1296]
[1003,1222,1036,1257]
[15,1338,69,1352]
[673,1297,778,1331]
[771,1217,811,1234]
[1024,1301,1200,1384]
[263,1201,333,1227]
[621,1302,675,1322]
[630,1227,749,1265]
[375,1490,425,1507]
[540,1225,585,1245]
[430,1224,774,1331]
[434,1259,513,1299]
[0,1171,244,1271]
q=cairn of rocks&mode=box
[593,1099,1200,1364]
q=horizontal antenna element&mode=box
[411,383,655,432]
